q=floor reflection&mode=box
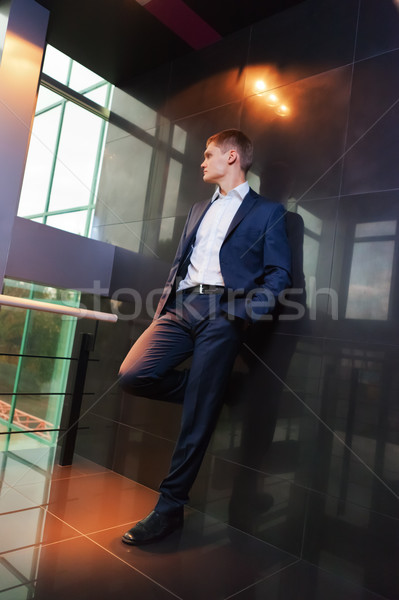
[0,435,388,599]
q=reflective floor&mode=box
[0,445,388,600]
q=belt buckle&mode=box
[199,283,205,294]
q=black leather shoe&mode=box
[122,510,184,545]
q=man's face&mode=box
[201,142,229,184]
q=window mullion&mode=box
[42,99,67,223]
[41,73,110,121]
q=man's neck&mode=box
[218,175,246,197]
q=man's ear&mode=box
[227,149,238,165]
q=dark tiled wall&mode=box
[75,1,399,597]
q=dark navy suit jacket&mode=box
[154,188,292,323]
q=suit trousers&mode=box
[119,290,245,515]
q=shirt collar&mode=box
[212,181,249,203]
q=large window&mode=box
[0,278,80,447]
[0,46,113,447]
[18,45,113,236]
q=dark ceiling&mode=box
[35,0,303,87]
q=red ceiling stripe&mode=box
[141,0,221,50]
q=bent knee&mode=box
[118,366,158,395]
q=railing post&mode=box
[58,332,93,466]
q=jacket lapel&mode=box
[178,187,259,268]
[185,199,212,243]
[177,198,212,271]
[224,188,258,240]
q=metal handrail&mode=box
[0,293,118,322]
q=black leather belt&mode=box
[181,284,225,295]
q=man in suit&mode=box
[119,129,291,545]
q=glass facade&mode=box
[0,46,113,447]
[0,279,79,448]
[18,45,113,236]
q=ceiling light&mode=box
[254,80,266,94]
[266,93,279,106]
[275,104,289,116]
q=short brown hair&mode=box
[206,129,253,173]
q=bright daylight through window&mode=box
[0,46,113,449]
[18,45,113,236]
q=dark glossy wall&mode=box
[73,1,399,597]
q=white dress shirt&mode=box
[178,181,249,290]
